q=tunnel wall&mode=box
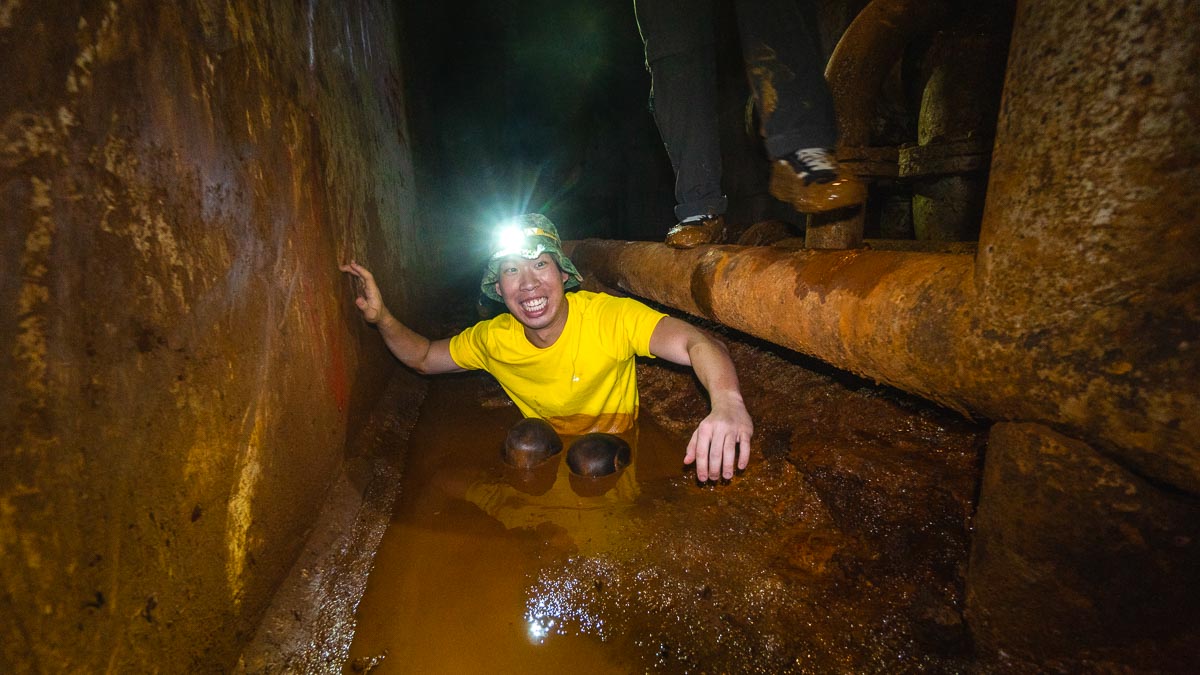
[0,1,422,672]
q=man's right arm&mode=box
[340,261,464,375]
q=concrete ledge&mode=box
[236,372,426,674]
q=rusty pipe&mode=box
[972,0,1200,491]
[566,239,1199,495]
[569,242,977,410]
[825,0,951,149]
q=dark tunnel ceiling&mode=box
[400,0,668,248]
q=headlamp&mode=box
[491,219,560,260]
[479,213,580,302]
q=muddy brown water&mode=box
[348,375,682,673]
[347,340,987,673]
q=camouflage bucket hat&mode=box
[480,214,583,302]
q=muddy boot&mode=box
[769,148,866,213]
[566,433,632,477]
[503,418,563,469]
[665,215,725,249]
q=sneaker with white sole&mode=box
[665,214,725,249]
[769,147,866,213]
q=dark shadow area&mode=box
[398,0,674,284]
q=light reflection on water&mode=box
[524,560,612,645]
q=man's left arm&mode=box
[648,317,753,482]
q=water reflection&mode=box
[463,450,639,557]
[527,614,554,642]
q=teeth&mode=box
[522,298,547,312]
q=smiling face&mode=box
[494,253,571,346]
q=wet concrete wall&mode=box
[1,1,423,671]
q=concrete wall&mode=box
[0,1,423,671]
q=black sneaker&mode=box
[665,215,725,249]
[784,148,840,185]
[770,148,866,213]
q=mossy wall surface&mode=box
[0,1,423,671]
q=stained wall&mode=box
[0,1,425,671]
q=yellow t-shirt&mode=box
[448,291,667,435]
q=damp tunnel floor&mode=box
[341,332,993,674]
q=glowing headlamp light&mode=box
[491,219,560,260]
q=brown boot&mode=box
[769,148,866,213]
[665,215,725,249]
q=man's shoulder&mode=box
[570,290,646,313]
[568,291,665,348]
[456,311,518,342]
[449,312,525,368]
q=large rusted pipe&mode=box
[972,0,1200,492]
[565,237,1198,494]
[569,242,977,408]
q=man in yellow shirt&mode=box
[340,214,752,482]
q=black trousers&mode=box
[636,0,837,221]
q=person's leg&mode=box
[635,0,727,243]
[735,0,865,212]
[734,0,836,157]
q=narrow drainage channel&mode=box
[346,335,987,673]
[347,372,689,673]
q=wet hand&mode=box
[685,399,753,483]
[338,261,389,324]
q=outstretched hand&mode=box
[685,398,753,483]
[339,261,389,324]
